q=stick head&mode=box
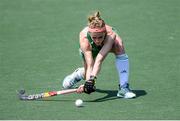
[18,89,25,95]
[17,89,28,100]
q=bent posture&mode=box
[62,11,136,99]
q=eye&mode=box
[92,36,103,40]
[98,36,103,39]
[92,37,96,40]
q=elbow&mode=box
[95,58,103,68]
[96,54,105,64]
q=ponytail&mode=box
[87,11,105,29]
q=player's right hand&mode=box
[77,85,84,93]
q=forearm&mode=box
[90,37,112,77]
[91,53,105,77]
[91,60,102,77]
[86,66,93,80]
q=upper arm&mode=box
[79,36,94,66]
[97,34,115,60]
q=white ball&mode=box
[75,99,83,107]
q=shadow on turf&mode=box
[86,89,147,102]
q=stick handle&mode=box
[57,89,77,95]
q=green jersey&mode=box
[86,32,102,59]
[79,25,118,60]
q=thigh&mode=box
[110,35,125,55]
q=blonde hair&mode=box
[88,11,105,29]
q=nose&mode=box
[94,39,103,45]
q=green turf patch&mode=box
[0,0,180,119]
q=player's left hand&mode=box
[84,76,96,94]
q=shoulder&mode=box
[79,27,91,51]
[79,27,88,39]
[105,25,116,40]
[105,25,113,34]
[79,26,89,44]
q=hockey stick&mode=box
[17,88,77,100]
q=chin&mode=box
[95,43,102,46]
[96,44,100,46]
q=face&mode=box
[90,32,106,46]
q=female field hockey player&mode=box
[62,11,136,98]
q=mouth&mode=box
[95,42,102,46]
